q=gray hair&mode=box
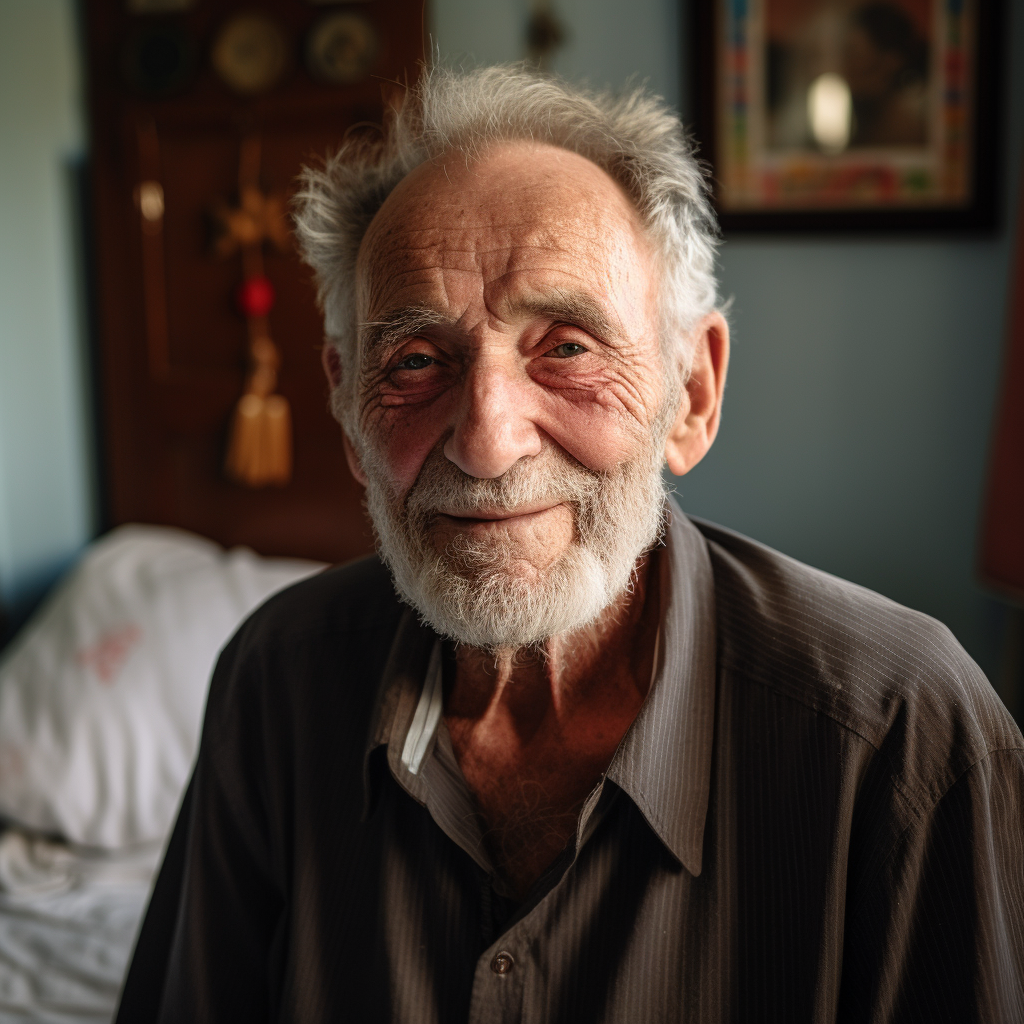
[293,63,720,437]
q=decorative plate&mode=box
[305,12,378,86]
[211,13,290,96]
[121,25,197,97]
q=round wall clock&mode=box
[211,12,290,96]
[305,12,378,85]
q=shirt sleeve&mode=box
[115,629,287,1024]
[838,747,1024,1024]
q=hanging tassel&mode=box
[224,281,293,487]
[225,391,292,487]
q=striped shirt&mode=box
[118,505,1024,1023]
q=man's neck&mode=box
[443,553,661,899]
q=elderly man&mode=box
[118,67,1023,1022]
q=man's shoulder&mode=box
[240,553,402,643]
[689,516,1023,799]
[209,554,404,705]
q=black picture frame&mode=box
[692,0,1005,232]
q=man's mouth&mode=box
[433,502,565,526]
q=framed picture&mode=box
[693,0,1004,231]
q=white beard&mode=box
[360,436,668,651]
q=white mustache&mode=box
[403,443,602,523]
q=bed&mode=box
[0,831,159,1023]
[0,526,325,1021]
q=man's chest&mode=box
[444,717,623,898]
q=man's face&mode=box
[349,142,675,647]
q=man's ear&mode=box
[664,311,730,476]
[321,342,343,389]
[341,431,368,486]
[321,343,368,486]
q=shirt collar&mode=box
[363,500,718,879]
[362,607,437,818]
[363,612,497,875]
[605,503,717,877]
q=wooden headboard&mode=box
[84,0,424,564]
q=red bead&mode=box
[236,275,275,318]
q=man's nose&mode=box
[443,360,543,479]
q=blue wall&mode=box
[0,0,94,620]
[0,0,1020,690]
[685,234,1016,685]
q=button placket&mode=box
[469,857,579,1022]
[468,930,527,1023]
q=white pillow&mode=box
[0,525,324,849]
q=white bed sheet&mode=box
[0,829,158,1023]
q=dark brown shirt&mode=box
[117,507,1024,1023]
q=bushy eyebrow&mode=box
[361,290,618,358]
[500,291,617,342]
[359,307,454,359]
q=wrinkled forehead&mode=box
[355,142,655,318]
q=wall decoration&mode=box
[213,137,293,488]
[694,0,1003,230]
[526,0,567,70]
[211,12,290,96]
[133,120,171,379]
[121,24,197,97]
[305,12,378,85]
[980,169,1024,602]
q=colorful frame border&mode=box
[693,0,1004,232]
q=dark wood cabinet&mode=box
[83,1,424,563]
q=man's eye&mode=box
[395,353,435,371]
[548,342,587,359]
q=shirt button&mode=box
[491,951,515,975]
